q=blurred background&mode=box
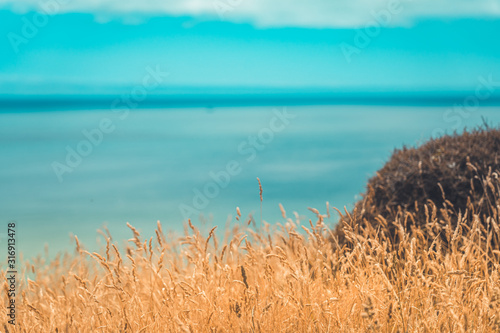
[1,0,500,258]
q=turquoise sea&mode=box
[1,104,500,258]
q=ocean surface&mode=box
[1,104,500,258]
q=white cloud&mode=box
[1,0,499,28]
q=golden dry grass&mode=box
[3,181,500,332]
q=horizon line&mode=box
[1,91,500,110]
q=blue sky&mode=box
[0,0,499,94]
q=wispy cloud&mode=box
[1,0,499,28]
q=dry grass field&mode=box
[3,193,500,332]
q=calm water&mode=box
[1,105,500,258]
